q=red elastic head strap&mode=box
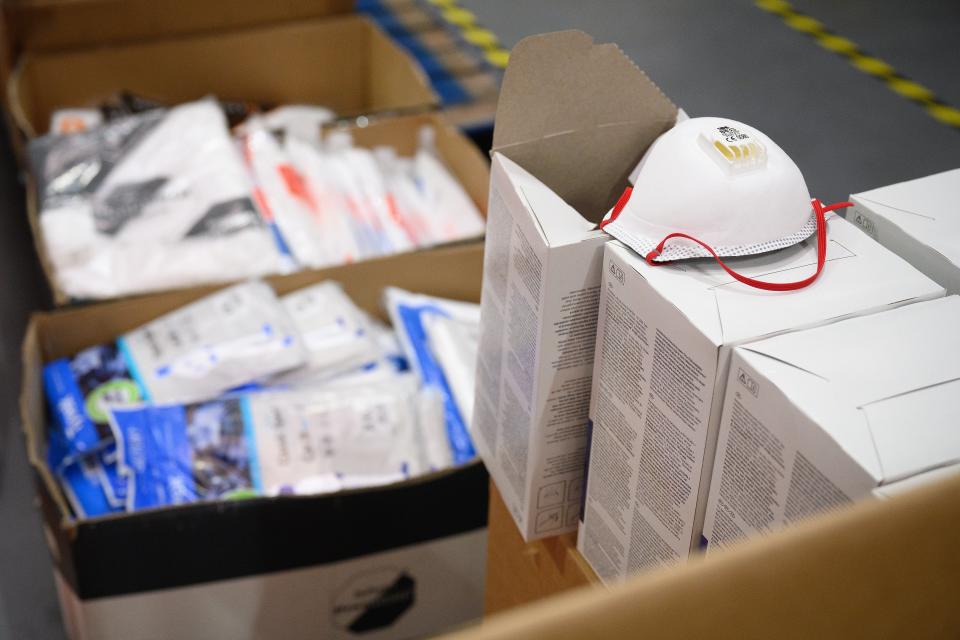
[644,199,853,291]
[599,186,633,230]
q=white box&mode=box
[703,296,960,553]
[578,216,944,583]
[849,168,960,294]
[472,31,677,541]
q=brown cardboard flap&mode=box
[446,472,960,639]
[4,0,353,53]
[492,30,677,222]
[10,14,436,137]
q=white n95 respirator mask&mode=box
[601,117,851,291]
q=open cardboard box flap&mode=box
[492,30,677,223]
[444,470,960,639]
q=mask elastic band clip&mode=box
[645,199,853,292]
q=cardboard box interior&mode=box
[9,13,437,138]
[21,240,487,595]
[3,0,353,53]
[445,471,960,639]
[485,482,596,616]
[26,110,488,305]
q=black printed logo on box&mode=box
[609,261,626,286]
[333,568,416,633]
[535,507,563,533]
[853,210,878,240]
[737,368,759,397]
[537,481,564,509]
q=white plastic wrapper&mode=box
[408,126,485,245]
[422,312,481,434]
[30,98,284,299]
[49,108,103,135]
[273,282,382,385]
[234,104,334,141]
[242,121,347,269]
[385,287,481,464]
[242,123,485,270]
[119,280,306,404]
[248,378,430,494]
[284,135,364,264]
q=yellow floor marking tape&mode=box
[756,0,960,130]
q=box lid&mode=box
[739,296,960,483]
[615,215,945,346]
[851,168,960,267]
[491,30,676,224]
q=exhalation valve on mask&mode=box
[601,117,852,291]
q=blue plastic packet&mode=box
[59,455,123,519]
[110,400,255,511]
[44,343,145,458]
[110,379,428,511]
[385,287,480,465]
[97,444,128,508]
[44,281,306,461]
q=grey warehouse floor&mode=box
[1,1,958,637]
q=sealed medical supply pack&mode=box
[43,281,305,459]
[244,122,485,271]
[386,287,481,465]
[29,99,285,300]
[472,30,677,541]
[273,282,383,385]
[110,376,433,510]
[578,218,944,584]
[702,296,960,552]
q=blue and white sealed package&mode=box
[109,375,438,511]
[43,280,307,460]
[59,455,123,519]
[384,287,481,465]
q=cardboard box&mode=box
[440,471,960,640]
[2,0,352,53]
[484,481,597,616]
[848,168,960,295]
[20,242,489,640]
[703,296,960,552]
[28,110,488,306]
[8,14,436,139]
[471,30,677,541]
[578,216,944,583]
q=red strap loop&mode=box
[599,186,633,230]
[644,200,853,291]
